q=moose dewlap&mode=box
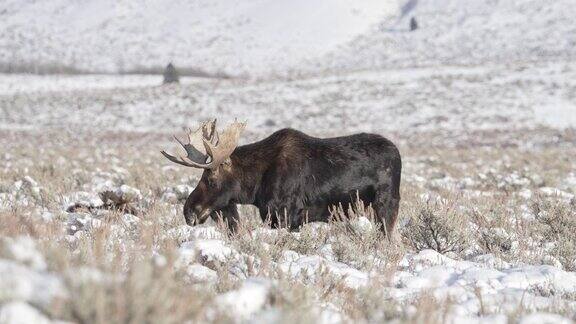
[161,120,401,235]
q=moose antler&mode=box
[161,119,245,169]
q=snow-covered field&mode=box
[1,59,575,136]
[1,0,576,323]
[0,68,575,322]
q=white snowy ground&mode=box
[1,59,575,136]
[1,161,576,323]
[0,74,164,96]
[0,61,576,322]
[177,230,576,323]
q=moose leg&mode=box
[212,204,240,233]
[374,189,400,239]
[259,205,292,229]
[259,206,279,229]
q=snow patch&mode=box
[1,237,47,271]
[0,302,51,324]
[215,277,272,319]
[0,259,67,310]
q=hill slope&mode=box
[0,0,574,77]
[311,0,576,72]
[0,0,394,76]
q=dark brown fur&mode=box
[182,128,401,234]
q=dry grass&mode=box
[1,130,575,322]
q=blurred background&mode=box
[1,0,575,143]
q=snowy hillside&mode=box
[1,0,575,76]
[312,0,576,72]
[0,0,394,76]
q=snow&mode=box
[161,184,194,202]
[3,0,574,77]
[349,216,374,233]
[174,237,576,320]
[389,250,576,315]
[179,239,236,264]
[2,60,576,135]
[500,265,576,293]
[121,213,140,229]
[67,212,104,235]
[0,302,51,324]
[215,277,272,319]
[184,264,218,283]
[0,63,576,137]
[314,0,576,74]
[62,191,104,211]
[533,98,576,130]
[119,185,142,201]
[519,313,574,324]
[0,0,394,76]
[1,237,47,271]
[279,255,369,289]
[0,259,67,310]
[168,225,224,242]
[538,187,575,201]
[0,74,164,96]
[559,173,576,193]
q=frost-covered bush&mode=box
[59,255,210,323]
[532,197,576,237]
[467,204,516,257]
[478,227,513,254]
[402,203,470,255]
[532,197,576,271]
[291,223,331,256]
[330,219,400,271]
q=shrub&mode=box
[532,197,576,270]
[402,202,470,254]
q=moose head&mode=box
[161,120,246,226]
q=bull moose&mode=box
[161,120,401,235]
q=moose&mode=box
[161,120,401,235]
